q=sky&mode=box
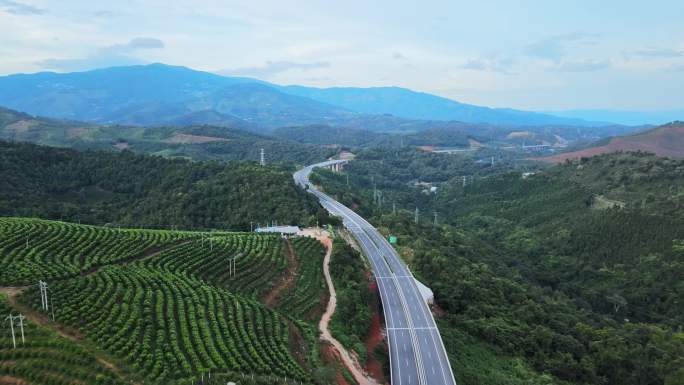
[1,0,684,111]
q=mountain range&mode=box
[0,63,608,131]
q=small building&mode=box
[255,226,301,235]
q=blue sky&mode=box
[1,0,684,111]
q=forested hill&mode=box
[0,141,328,229]
[0,106,335,164]
[312,149,684,385]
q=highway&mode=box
[294,160,457,385]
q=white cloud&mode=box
[459,55,515,74]
[36,37,165,71]
[556,59,611,72]
[219,60,331,79]
[624,47,683,59]
[0,0,44,15]
[523,32,599,63]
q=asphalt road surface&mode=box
[294,160,457,385]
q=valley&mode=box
[1,6,684,383]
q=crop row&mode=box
[142,234,286,298]
[0,217,197,285]
[0,296,126,385]
[277,237,327,321]
[20,265,308,383]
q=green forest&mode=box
[0,141,324,230]
[313,149,684,385]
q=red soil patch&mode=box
[538,123,684,163]
[288,321,309,370]
[5,120,36,133]
[320,342,353,385]
[338,151,356,160]
[364,279,387,384]
[67,127,89,139]
[0,375,29,385]
[262,239,299,308]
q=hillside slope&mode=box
[312,149,684,385]
[280,85,597,126]
[541,121,684,161]
[0,141,325,229]
[0,218,333,384]
[0,106,335,164]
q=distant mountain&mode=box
[0,63,605,130]
[542,109,684,126]
[0,64,357,130]
[279,85,600,126]
[540,121,684,162]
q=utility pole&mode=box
[250,222,253,232]
[491,156,495,167]
[5,314,16,348]
[414,207,419,224]
[393,202,396,215]
[16,314,25,343]
[260,148,265,166]
[38,281,49,312]
[434,211,438,226]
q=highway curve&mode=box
[294,160,457,385]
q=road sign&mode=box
[388,235,397,244]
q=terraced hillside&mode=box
[0,217,196,285]
[0,295,127,385]
[0,217,331,384]
[276,237,327,321]
[20,267,307,383]
[141,234,287,298]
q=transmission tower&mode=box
[260,148,265,166]
[434,211,438,225]
[414,207,419,224]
